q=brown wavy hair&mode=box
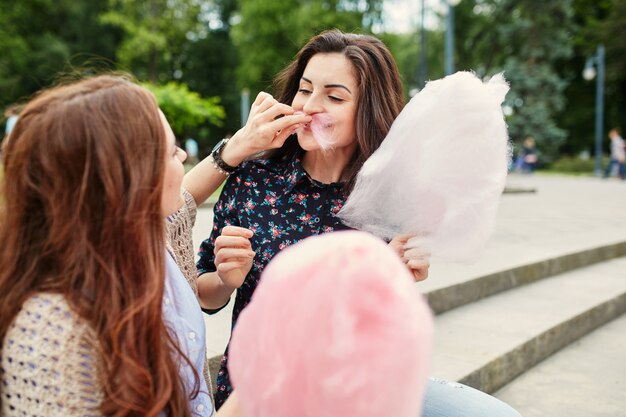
[272,29,405,194]
[0,75,196,416]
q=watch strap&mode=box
[211,139,238,175]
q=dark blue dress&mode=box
[197,154,352,409]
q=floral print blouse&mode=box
[196,153,352,409]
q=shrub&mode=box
[545,155,608,174]
[142,82,225,138]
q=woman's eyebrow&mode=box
[325,84,352,94]
[301,77,352,94]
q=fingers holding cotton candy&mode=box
[338,71,511,263]
[228,231,434,417]
[389,234,432,282]
[295,111,336,150]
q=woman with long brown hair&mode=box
[0,75,249,416]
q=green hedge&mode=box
[544,156,609,174]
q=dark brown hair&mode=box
[272,29,405,193]
[0,75,195,416]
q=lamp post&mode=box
[418,0,428,89]
[240,88,250,128]
[444,0,462,75]
[583,45,605,176]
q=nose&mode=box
[178,147,187,163]
[302,92,324,115]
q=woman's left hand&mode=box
[388,234,430,282]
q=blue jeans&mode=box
[603,159,626,179]
[422,378,522,417]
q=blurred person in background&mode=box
[603,128,625,180]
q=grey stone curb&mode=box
[502,187,537,194]
[208,355,222,395]
[459,293,626,394]
[425,240,626,315]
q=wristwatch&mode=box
[210,138,238,175]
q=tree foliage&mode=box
[181,29,240,146]
[556,0,626,155]
[1,0,624,160]
[0,0,118,105]
[142,81,225,138]
[233,0,384,95]
[453,0,576,161]
[100,0,202,83]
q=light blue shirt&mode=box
[164,251,213,416]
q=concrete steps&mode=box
[425,240,626,314]
[429,255,626,395]
[494,313,626,417]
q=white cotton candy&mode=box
[338,71,511,263]
[296,112,336,150]
[311,113,335,150]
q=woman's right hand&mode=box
[221,92,312,165]
[214,225,256,289]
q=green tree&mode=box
[454,0,625,159]
[181,0,241,150]
[0,0,119,106]
[100,0,202,83]
[453,0,575,161]
[142,81,225,139]
[181,30,240,150]
[587,0,626,145]
[556,0,626,156]
[233,0,384,95]
[378,29,444,98]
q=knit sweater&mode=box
[1,294,103,417]
[166,189,199,295]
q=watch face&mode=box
[212,138,226,153]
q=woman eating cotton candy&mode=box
[338,71,511,263]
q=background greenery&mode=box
[1,0,624,169]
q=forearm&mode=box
[197,271,237,310]
[182,157,231,205]
[216,391,242,417]
[182,131,256,205]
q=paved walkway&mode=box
[192,173,626,357]
[495,313,626,417]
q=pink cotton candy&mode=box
[229,231,434,417]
